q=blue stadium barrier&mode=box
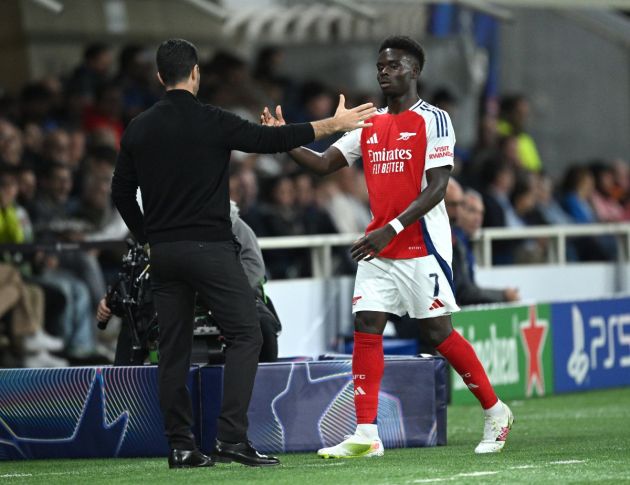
[0,357,446,460]
[551,297,630,393]
[0,366,199,460]
[200,357,447,453]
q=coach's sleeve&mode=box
[425,110,455,170]
[331,129,362,166]
[111,133,147,245]
[218,109,315,153]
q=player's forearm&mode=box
[391,167,451,229]
[287,147,333,176]
[397,188,445,228]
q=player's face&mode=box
[376,49,417,97]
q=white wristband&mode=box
[388,218,404,234]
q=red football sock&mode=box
[436,329,498,409]
[352,331,384,424]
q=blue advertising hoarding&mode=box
[551,297,630,393]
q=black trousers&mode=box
[150,239,262,449]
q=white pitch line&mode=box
[412,471,498,483]
[411,478,449,483]
[410,460,586,484]
[1,471,80,480]
[456,471,499,477]
[304,462,348,467]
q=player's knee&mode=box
[354,313,385,334]
[420,316,453,347]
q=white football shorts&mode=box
[352,255,459,319]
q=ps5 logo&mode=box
[567,305,630,385]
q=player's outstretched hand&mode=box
[351,225,397,262]
[260,105,287,126]
[260,105,286,127]
[333,94,376,132]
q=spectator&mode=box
[0,166,98,363]
[82,83,125,147]
[498,94,542,172]
[19,82,56,127]
[463,113,500,190]
[531,172,573,225]
[0,119,23,166]
[589,161,625,222]
[258,175,307,278]
[73,160,127,241]
[294,81,337,152]
[0,263,67,367]
[294,172,337,235]
[32,163,107,306]
[66,43,114,104]
[561,165,616,261]
[480,158,524,265]
[447,179,519,305]
[510,175,546,263]
[481,158,517,228]
[431,87,457,117]
[114,44,159,123]
[322,167,371,234]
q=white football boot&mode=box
[318,425,384,459]
[474,400,514,454]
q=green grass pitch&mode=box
[2,387,629,484]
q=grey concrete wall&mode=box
[499,8,630,176]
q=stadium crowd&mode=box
[1,42,628,368]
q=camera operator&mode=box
[96,200,281,363]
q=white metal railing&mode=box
[477,223,630,267]
[258,223,630,277]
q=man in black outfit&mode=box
[111,39,374,469]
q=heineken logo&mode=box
[451,304,553,403]
[520,305,549,397]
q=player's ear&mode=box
[411,62,420,79]
[157,72,165,87]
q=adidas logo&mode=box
[366,133,379,145]
[496,426,510,442]
[429,298,444,310]
[397,132,416,141]
[354,386,367,396]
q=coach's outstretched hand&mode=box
[261,94,375,141]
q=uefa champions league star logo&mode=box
[567,305,590,385]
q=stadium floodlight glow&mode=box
[30,0,64,14]
[181,0,229,22]
[329,0,377,21]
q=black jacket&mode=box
[452,231,506,305]
[112,89,314,245]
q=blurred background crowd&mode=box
[1,40,629,368]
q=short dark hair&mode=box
[156,39,198,86]
[84,43,111,62]
[500,94,526,117]
[379,36,426,72]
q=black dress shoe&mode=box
[168,449,214,469]
[213,440,280,467]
